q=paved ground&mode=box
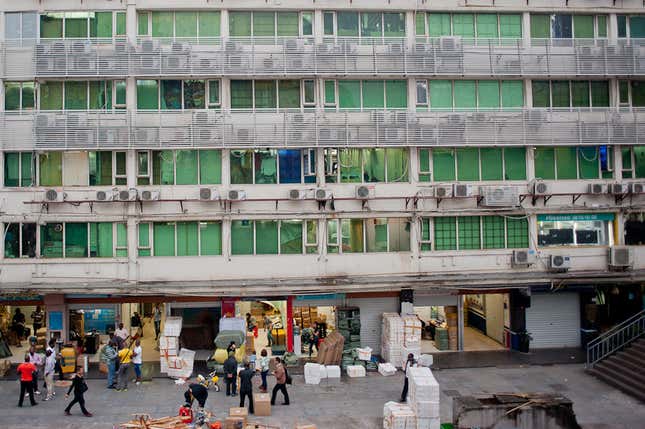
[1,364,643,429]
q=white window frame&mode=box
[323,80,338,108]
[138,222,152,255]
[419,217,433,251]
[137,150,151,184]
[304,219,318,253]
[3,222,37,258]
[302,149,316,177]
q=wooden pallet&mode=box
[119,414,190,429]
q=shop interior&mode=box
[235,300,287,355]
[1,304,46,362]
[581,285,644,340]
[293,305,335,356]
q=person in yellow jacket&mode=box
[115,347,132,392]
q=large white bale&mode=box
[346,365,366,378]
[383,401,417,429]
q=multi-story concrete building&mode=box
[1,0,644,356]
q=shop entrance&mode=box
[2,303,47,362]
[463,293,508,351]
[293,305,336,357]
[235,300,287,355]
[169,303,220,360]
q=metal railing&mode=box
[586,309,645,368]
[3,37,645,78]
[3,108,644,151]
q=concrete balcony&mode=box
[4,37,645,79]
[3,108,644,151]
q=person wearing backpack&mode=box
[270,357,290,406]
[64,368,92,417]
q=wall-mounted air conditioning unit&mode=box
[532,180,549,195]
[480,186,519,207]
[314,188,332,201]
[44,189,64,202]
[355,185,373,200]
[629,182,644,194]
[548,255,571,271]
[434,185,453,198]
[454,184,476,198]
[289,189,307,200]
[95,190,114,201]
[588,183,607,195]
[139,190,160,201]
[228,190,247,201]
[237,128,252,143]
[512,249,536,267]
[609,183,629,195]
[608,246,633,270]
[199,188,219,201]
[115,188,137,201]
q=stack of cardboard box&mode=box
[159,317,181,376]
[225,407,248,429]
[315,331,344,365]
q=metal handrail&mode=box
[586,309,645,368]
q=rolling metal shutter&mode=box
[526,293,581,349]
[346,297,399,353]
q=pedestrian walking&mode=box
[27,345,43,395]
[399,353,416,403]
[116,346,133,391]
[99,340,118,388]
[153,305,162,340]
[308,326,319,358]
[130,312,143,338]
[132,339,143,384]
[17,355,37,407]
[223,352,238,396]
[31,306,44,333]
[43,349,56,401]
[64,368,92,417]
[239,362,255,415]
[258,349,270,393]
[270,357,290,406]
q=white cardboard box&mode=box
[383,401,416,429]
[378,363,398,376]
[163,317,183,337]
[346,365,366,378]
[325,365,341,378]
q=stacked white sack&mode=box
[383,401,417,429]
[407,367,440,429]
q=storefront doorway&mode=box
[464,293,508,351]
[235,300,287,354]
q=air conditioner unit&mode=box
[480,186,519,207]
[532,180,549,195]
[608,246,633,269]
[199,188,219,201]
[454,184,476,198]
[512,249,536,267]
[356,185,373,200]
[588,183,607,195]
[439,36,461,50]
[228,190,247,201]
[115,188,137,201]
[44,189,64,202]
[434,185,453,199]
[548,255,571,271]
[630,182,645,194]
[292,113,305,124]
[139,190,160,201]
[95,190,113,201]
[609,183,629,195]
[314,188,332,201]
[237,128,252,143]
[289,189,307,200]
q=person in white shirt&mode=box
[132,339,143,385]
[43,349,56,401]
[114,323,129,349]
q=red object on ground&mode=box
[178,406,193,423]
[210,422,222,429]
[253,326,258,338]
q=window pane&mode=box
[229,12,251,37]
[504,147,526,180]
[277,12,298,37]
[65,81,87,110]
[177,222,198,256]
[200,222,222,255]
[428,13,451,37]
[138,151,149,176]
[434,217,457,250]
[39,152,62,186]
[556,147,577,179]
[338,80,361,109]
[363,148,386,182]
[597,15,607,38]
[89,81,110,110]
[4,223,19,258]
[175,12,197,38]
[63,14,87,38]
[4,83,20,110]
[477,80,500,109]
[454,80,476,109]
[342,219,364,253]
[21,223,37,257]
[362,80,384,109]
[390,219,410,251]
[324,80,336,105]
[40,81,63,110]
[633,81,645,107]
[501,80,524,108]
[429,80,453,110]
[500,15,522,38]
[116,223,127,257]
[5,13,20,39]
[20,152,34,187]
[230,80,253,109]
[304,80,315,104]
[278,80,300,108]
[154,223,175,256]
[387,148,409,182]
[256,220,278,254]
[138,223,150,256]
[254,80,277,109]
[453,14,475,37]
[635,146,645,178]
[90,12,112,38]
[199,150,222,184]
[65,223,88,258]
[476,14,498,38]
[366,218,388,252]
[591,81,609,107]
[89,151,112,186]
[530,14,550,39]
[137,80,159,109]
[90,222,113,257]
[40,13,63,38]
[571,81,590,107]
[21,82,34,109]
[551,81,571,108]
[4,152,20,186]
[574,15,594,38]
[535,148,556,180]
[339,149,362,183]
[532,81,550,108]
[617,15,627,38]
[280,220,302,254]
[630,16,645,38]
[152,150,174,185]
[199,11,220,38]
[137,12,148,36]
[230,150,253,184]
[302,12,313,36]
[553,14,573,38]
[184,80,205,109]
[160,80,182,110]
[416,80,428,106]
[208,80,220,106]
[578,146,599,179]
[384,13,405,37]
[116,12,126,35]
[254,12,275,37]
[507,217,529,248]
[41,223,63,258]
[176,150,198,185]
[337,12,358,37]
[152,12,173,38]
[278,149,301,184]
[386,80,407,109]
[480,148,503,180]
[361,12,382,38]
[458,217,481,250]
[324,12,334,36]
[327,220,339,253]
[456,148,479,181]
[433,148,456,181]
[115,81,126,106]
[416,13,426,36]
[483,216,505,249]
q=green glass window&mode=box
[303,80,315,105]
[434,217,457,250]
[530,15,551,39]
[632,81,645,107]
[199,150,221,184]
[154,223,175,256]
[534,147,556,180]
[160,80,181,110]
[230,80,253,109]
[280,220,302,254]
[418,149,431,182]
[176,222,198,256]
[597,15,607,38]
[363,148,386,182]
[366,219,388,252]
[40,81,63,110]
[64,13,87,38]
[476,14,498,38]
[4,83,21,110]
[433,148,456,181]
[89,222,113,257]
[65,81,87,110]
[630,16,645,38]
[184,80,205,109]
[342,219,364,253]
[199,12,220,38]
[115,81,126,107]
[138,223,151,257]
[634,147,645,178]
[200,222,222,256]
[302,12,313,36]
[362,81,384,109]
[89,81,111,110]
[429,80,452,110]
[137,151,150,185]
[65,223,88,258]
[504,147,526,180]
[151,12,173,38]
[506,217,529,248]
[327,220,339,253]
[229,12,252,37]
[556,147,577,179]
[480,148,503,180]
[361,13,382,38]
[305,221,317,254]
[256,220,278,254]
[39,152,62,186]
[4,223,19,258]
[387,148,408,182]
[176,150,198,185]
[136,80,158,110]
[208,80,220,106]
[532,81,550,108]
[384,13,405,37]
[416,13,426,36]
[500,15,522,38]
[483,216,505,249]
[4,152,34,187]
[230,150,253,184]
[116,12,126,35]
[339,149,362,183]
[454,81,476,109]
[578,146,599,179]
[324,80,336,106]
[458,217,480,250]
[338,80,361,110]
[323,12,334,36]
[40,13,63,38]
[477,81,500,109]
[41,223,63,258]
[453,14,475,37]
[277,12,298,37]
[420,218,431,251]
[253,12,275,37]
[428,13,451,37]
[501,81,524,108]
[254,80,277,109]
[385,80,407,109]
[116,223,127,257]
[551,81,570,108]
[456,148,479,181]
[89,151,112,186]
[591,81,609,107]
[278,80,300,108]
[571,81,590,107]
[152,150,174,185]
[175,12,198,38]
[574,15,594,38]
[337,12,359,37]
[137,12,148,36]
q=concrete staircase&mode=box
[587,337,645,403]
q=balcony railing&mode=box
[3,108,644,151]
[3,37,645,78]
